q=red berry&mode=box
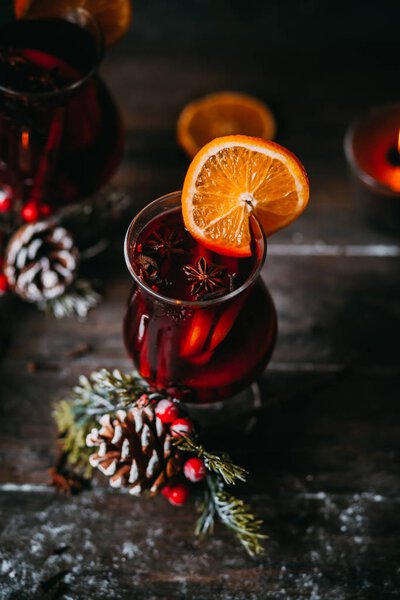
[183,457,206,483]
[167,483,189,506]
[161,485,172,498]
[155,399,180,424]
[0,185,13,213]
[171,417,194,438]
[0,273,9,295]
[39,203,52,217]
[21,201,40,223]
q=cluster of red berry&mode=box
[155,399,206,507]
[0,184,54,295]
[0,184,53,223]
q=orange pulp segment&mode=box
[181,135,309,257]
[177,92,276,158]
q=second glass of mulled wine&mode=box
[0,14,123,209]
[124,191,277,405]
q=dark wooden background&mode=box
[1,1,400,598]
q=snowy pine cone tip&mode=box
[86,403,182,496]
[4,220,79,303]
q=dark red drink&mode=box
[124,192,277,404]
[0,17,123,207]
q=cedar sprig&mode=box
[173,434,247,485]
[197,475,267,557]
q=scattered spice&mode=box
[26,361,37,374]
[26,360,59,373]
[144,229,185,257]
[135,254,161,286]
[66,343,92,359]
[49,451,91,496]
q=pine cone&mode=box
[4,221,79,302]
[86,401,182,496]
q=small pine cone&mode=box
[4,221,79,302]
[86,403,182,496]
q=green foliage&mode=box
[39,279,101,319]
[195,482,215,537]
[74,368,164,412]
[174,435,267,556]
[53,368,267,557]
[53,400,94,476]
[173,434,248,485]
[197,476,268,557]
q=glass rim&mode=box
[344,102,400,197]
[0,10,104,99]
[124,191,267,308]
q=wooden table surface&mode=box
[1,3,400,598]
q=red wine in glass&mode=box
[0,16,124,208]
[124,192,277,404]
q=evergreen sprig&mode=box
[53,369,267,557]
[195,482,216,537]
[173,435,248,485]
[40,279,101,319]
[74,369,150,413]
[197,476,267,557]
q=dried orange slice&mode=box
[177,92,276,159]
[14,0,132,46]
[181,135,309,257]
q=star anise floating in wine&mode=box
[135,254,161,286]
[183,256,227,299]
[144,229,185,257]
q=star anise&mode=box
[135,254,161,286]
[145,229,185,257]
[183,256,227,299]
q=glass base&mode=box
[183,383,262,433]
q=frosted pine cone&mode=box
[4,221,79,302]
[86,400,182,496]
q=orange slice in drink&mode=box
[181,135,309,257]
[14,0,132,46]
[177,92,276,158]
[14,0,31,17]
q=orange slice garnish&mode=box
[14,0,132,46]
[177,92,276,159]
[181,135,309,257]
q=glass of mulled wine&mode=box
[0,13,123,209]
[124,192,277,405]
